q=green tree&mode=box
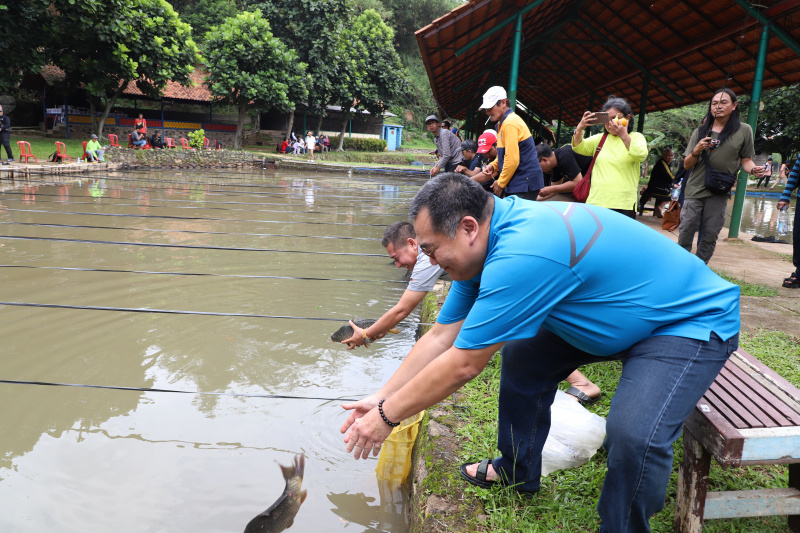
[203,10,309,149]
[180,0,239,42]
[331,9,409,151]
[380,0,460,56]
[243,0,351,137]
[51,0,200,139]
[742,85,800,162]
[0,1,54,94]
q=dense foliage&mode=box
[329,136,388,152]
[203,10,309,149]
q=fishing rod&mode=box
[0,264,409,284]
[0,379,360,402]
[0,235,387,257]
[3,208,394,228]
[0,221,382,242]
[0,301,435,327]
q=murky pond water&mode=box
[0,168,425,532]
[728,193,796,244]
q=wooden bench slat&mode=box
[703,488,800,520]
[707,379,765,428]
[715,369,790,428]
[703,387,750,429]
[722,362,800,426]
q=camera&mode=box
[708,139,721,151]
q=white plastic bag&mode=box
[541,389,607,476]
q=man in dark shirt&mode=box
[455,139,491,192]
[0,105,12,162]
[535,143,592,201]
[638,148,675,217]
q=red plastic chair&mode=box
[107,134,121,148]
[165,137,176,149]
[202,137,211,150]
[16,141,38,163]
[54,141,73,163]
[179,138,195,150]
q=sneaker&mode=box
[7,158,13,162]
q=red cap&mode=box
[476,131,497,154]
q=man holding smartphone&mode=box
[478,86,544,200]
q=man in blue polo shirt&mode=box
[340,173,739,533]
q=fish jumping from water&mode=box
[330,320,399,346]
[244,454,307,533]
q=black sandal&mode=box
[459,459,496,489]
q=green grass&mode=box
[711,268,780,297]
[13,137,90,160]
[452,329,799,532]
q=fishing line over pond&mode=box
[0,168,427,532]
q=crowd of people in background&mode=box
[278,131,330,160]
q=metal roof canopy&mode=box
[415,0,800,134]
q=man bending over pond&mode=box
[340,172,740,533]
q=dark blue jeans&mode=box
[493,328,737,532]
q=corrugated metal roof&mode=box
[416,0,800,125]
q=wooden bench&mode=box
[675,349,800,532]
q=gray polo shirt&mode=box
[408,248,446,292]
[434,128,463,169]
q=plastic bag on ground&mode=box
[541,389,607,476]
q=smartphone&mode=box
[588,112,609,125]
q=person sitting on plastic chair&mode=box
[85,134,105,163]
[130,129,147,149]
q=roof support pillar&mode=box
[161,99,165,136]
[730,23,770,239]
[637,74,649,133]
[508,14,523,111]
[556,101,563,144]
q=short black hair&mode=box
[461,139,477,152]
[381,221,416,248]
[442,120,452,128]
[409,173,492,238]
[536,143,554,160]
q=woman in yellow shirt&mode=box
[572,96,648,218]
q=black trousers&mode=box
[0,134,11,159]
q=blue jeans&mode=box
[493,328,737,532]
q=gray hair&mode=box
[409,173,492,238]
[601,95,634,133]
[381,221,415,248]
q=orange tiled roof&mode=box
[123,69,211,102]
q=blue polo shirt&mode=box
[437,197,740,355]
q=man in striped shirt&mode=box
[777,153,799,288]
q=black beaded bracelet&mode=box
[378,398,399,427]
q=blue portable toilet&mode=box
[382,124,404,151]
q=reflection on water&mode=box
[729,194,796,244]
[0,168,425,532]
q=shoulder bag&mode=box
[661,200,681,231]
[572,132,608,203]
[702,151,737,194]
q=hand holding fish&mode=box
[341,320,386,350]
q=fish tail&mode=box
[388,328,400,334]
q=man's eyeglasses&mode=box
[420,241,439,259]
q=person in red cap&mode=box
[456,130,498,191]
[478,86,544,199]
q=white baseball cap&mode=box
[479,86,507,110]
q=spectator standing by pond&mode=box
[773,160,789,189]
[134,113,147,136]
[756,157,773,188]
[426,115,462,176]
[678,88,765,263]
[306,131,316,162]
[777,153,799,288]
[572,96,648,218]
[478,86,544,200]
[0,105,12,162]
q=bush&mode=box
[188,128,205,150]
[328,136,387,152]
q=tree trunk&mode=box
[337,114,349,151]
[316,112,324,135]
[235,100,247,150]
[96,83,127,141]
[285,109,295,141]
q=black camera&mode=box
[708,139,721,151]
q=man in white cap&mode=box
[425,114,462,176]
[479,86,544,200]
[85,133,105,163]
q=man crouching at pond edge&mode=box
[340,173,740,533]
